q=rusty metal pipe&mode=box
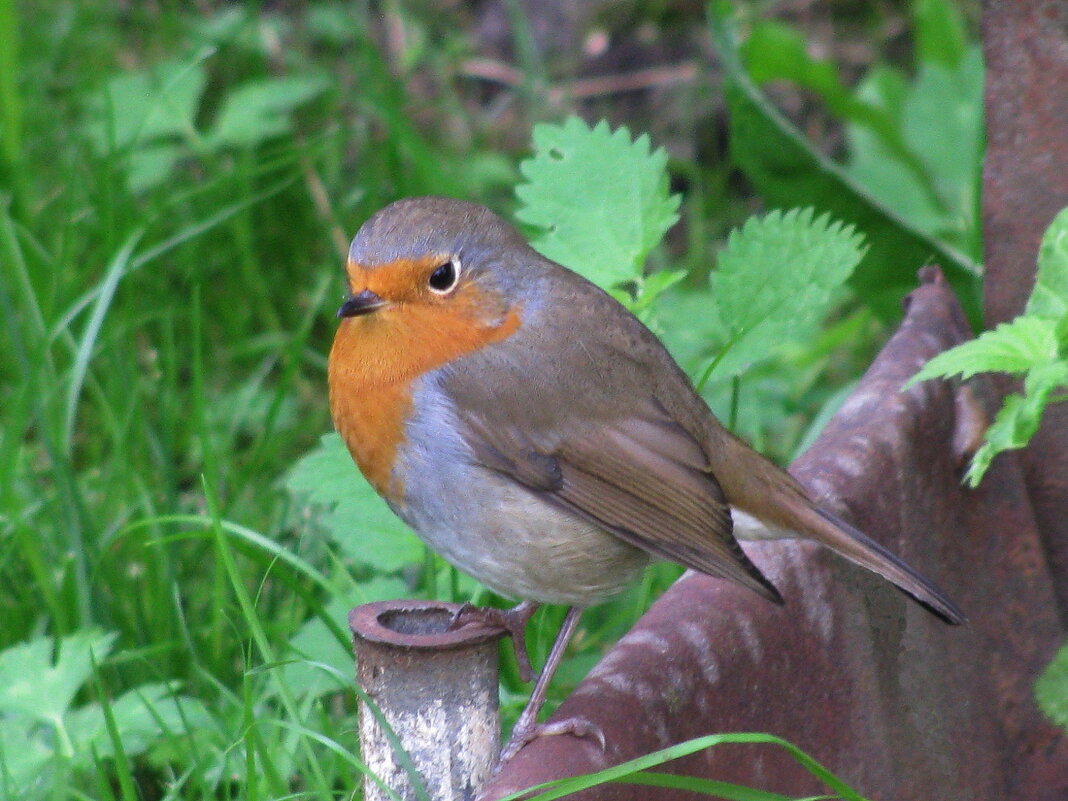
[350,600,506,801]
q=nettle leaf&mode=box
[965,361,1068,487]
[1027,206,1068,325]
[0,629,117,723]
[906,206,1068,486]
[208,74,328,148]
[1037,640,1068,730]
[708,5,982,323]
[710,208,866,376]
[515,117,680,289]
[905,315,1061,387]
[285,433,423,572]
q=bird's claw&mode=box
[498,716,606,766]
[448,600,539,682]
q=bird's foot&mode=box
[448,600,539,682]
[498,716,606,766]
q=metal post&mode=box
[350,600,506,801]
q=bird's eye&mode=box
[428,257,461,294]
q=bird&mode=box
[327,196,965,763]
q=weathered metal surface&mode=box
[982,0,1068,616]
[351,601,506,801]
[483,270,1068,800]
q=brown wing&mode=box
[461,399,781,603]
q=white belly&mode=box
[398,475,650,606]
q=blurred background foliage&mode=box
[0,0,982,798]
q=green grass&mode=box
[0,3,446,796]
[0,1,979,799]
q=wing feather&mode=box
[459,399,780,602]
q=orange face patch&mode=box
[345,255,452,305]
[328,257,521,501]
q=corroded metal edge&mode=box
[350,600,506,651]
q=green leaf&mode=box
[654,286,727,374]
[964,361,1068,486]
[897,47,984,245]
[1027,206,1068,324]
[278,580,404,699]
[284,433,423,572]
[208,74,328,148]
[83,60,206,152]
[906,316,1061,387]
[742,21,850,108]
[515,117,680,289]
[67,683,211,766]
[125,143,183,194]
[905,206,1068,486]
[1037,640,1068,730]
[494,731,869,801]
[629,268,689,320]
[843,68,946,243]
[708,5,982,323]
[742,20,919,175]
[0,631,211,794]
[0,629,116,724]
[710,208,866,376]
[912,0,969,69]
[0,716,54,794]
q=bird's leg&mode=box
[449,599,540,682]
[498,605,604,766]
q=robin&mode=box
[328,196,964,763]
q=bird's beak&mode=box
[337,289,388,318]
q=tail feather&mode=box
[710,432,964,623]
[802,505,966,624]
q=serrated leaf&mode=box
[1037,640,1068,730]
[1027,206,1068,324]
[710,208,865,376]
[285,433,423,572]
[708,6,982,322]
[0,629,117,723]
[906,316,1061,387]
[964,361,1068,486]
[515,117,680,288]
[208,74,328,148]
[910,206,1068,485]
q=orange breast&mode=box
[328,292,521,502]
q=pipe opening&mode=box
[377,607,453,635]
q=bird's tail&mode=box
[713,431,965,624]
[781,500,966,624]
